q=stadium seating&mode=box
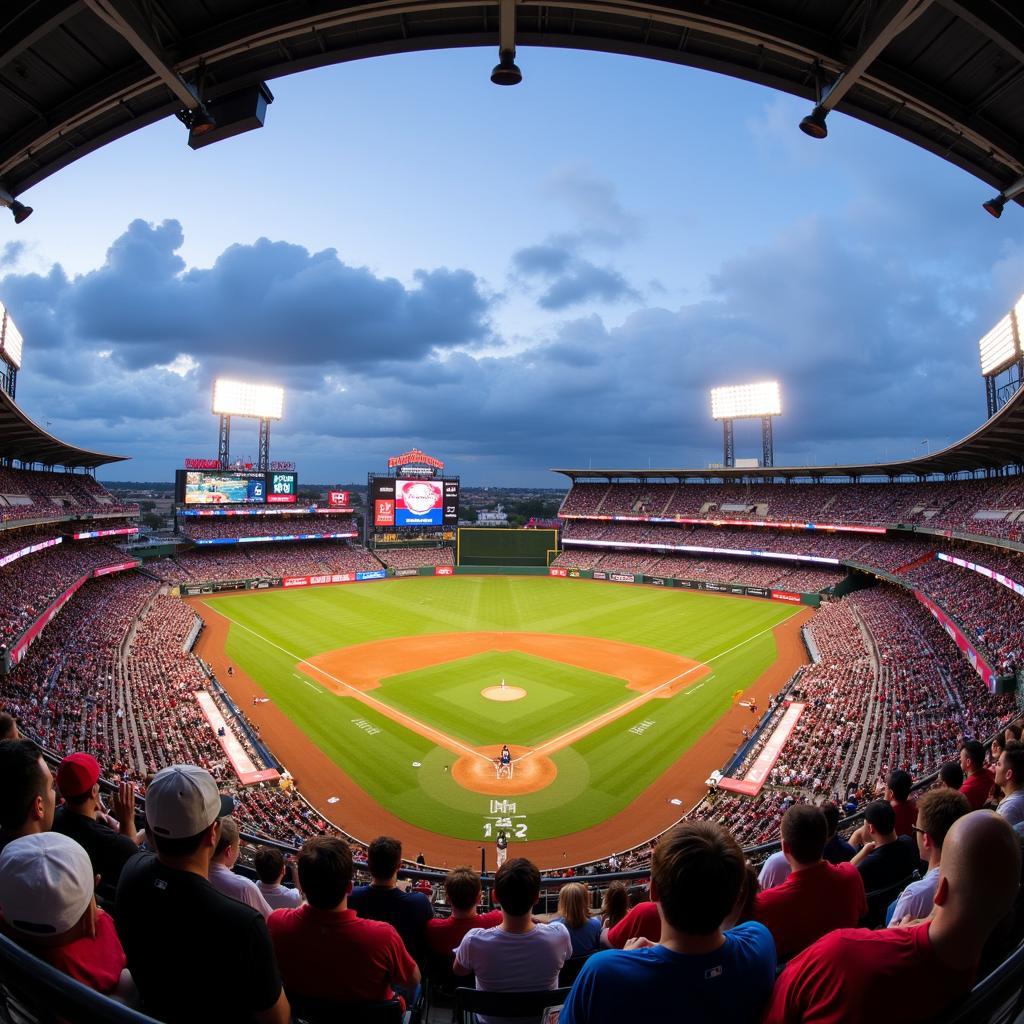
[178,512,356,542]
[0,466,138,524]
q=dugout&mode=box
[457,528,559,567]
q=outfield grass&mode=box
[207,577,798,842]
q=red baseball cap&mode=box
[56,753,100,798]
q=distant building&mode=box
[477,506,509,526]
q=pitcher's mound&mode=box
[452,746,557,795]
[482,685,526,701]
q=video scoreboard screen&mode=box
[175,470,298,505]
[371,478,458,528]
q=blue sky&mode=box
[2,46,1022,485]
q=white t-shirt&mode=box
[455,921,572,1024]
[757,851,791,890]
[997,792,1024,827]
[257,881,303,910]
[888,865,939,926]
[209,862,273,919]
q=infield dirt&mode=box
[191,593,812,867]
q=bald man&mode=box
[765,810,1021,1023]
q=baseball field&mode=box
[193,576,810,864]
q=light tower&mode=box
[211,379,284,471]
[710,381,782,468]
[978,294,1024,418]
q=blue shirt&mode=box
[560,921,776,1024]
[553,915,603,957]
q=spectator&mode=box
[115,764,289,1024]
[886,770,918,837]
[599,881,629,931]
[454,857,571,1016]
[253,847,303,910]
[268,836,419,1004]
[938,761,965,791]
[765,811,1021,1023]
[995,742,1024,827]
[349,835,433,960]
[0,712,19,740]
[888,788,970,926]
[960,740,995,811]
[752,805,866,961]
[822,803,855,864]
[602,894,660,948]
[757,849,791,890]
[561,822,775,1024]
[52,753,140,894]
[852,801,921,896]
[551,883,602,957]
[0,833,131,999]
[425,866,501,957]
[208,816,273,919]
[0,739,56,854]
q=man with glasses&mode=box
[888,789,969,926]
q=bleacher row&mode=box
[558,477,1024,539]
[0,467,139,523]
[178,513,357,542]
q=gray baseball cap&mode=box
[144,764,234,839]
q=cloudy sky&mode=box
[2,47,1022,486]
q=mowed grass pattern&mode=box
[378,651,631,747]
[207,577,798,841]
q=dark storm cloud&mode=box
[511,240,641,311]
[3,210,1009,484]
[1,219,496,374]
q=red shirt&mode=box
[606,901,660,947]
[961,769,995,811]
[268,905,417,1002]
[891,799,918,838]
[36,910,126,994]
[764,921,974,1024]
[425,910,503,955]
[753,860,867,962]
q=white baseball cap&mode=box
[144,764,234,839]
[0,833,94,935]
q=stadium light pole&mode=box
[211,379,285,471]
[0,188,32,224]
[710,382,782,468]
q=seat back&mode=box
[934,940,1024,1024]
[558,955,593,987]
[455,987,570,1024]
[863,873,916,929]
[288,993,405,1023]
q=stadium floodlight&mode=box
[798,106,829,140]
[490,50,522,85]
[1,310,23,369]
[212,379,284,420]
[978,313,1018,377]
[710,381,783,420]
[0,187,32,225]
[982,175,1024,219]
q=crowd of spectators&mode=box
[374,547,456,569]
[149,541,384,583]
[558,476,1024,539]
[900,556,1024,674]
[0,466,138,524]
[0,540,133,647]
[179,513,356,542]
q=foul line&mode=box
[518,607,804,762]
[212,611,489,762]
[294,673,322,693]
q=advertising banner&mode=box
[434,565,455,576]
[938,551,1024,598]
[393,568,418,577]
[568,568,582,578]
[328,490,351,507]
[609,573,636,583]
[718,702,806,796]
[648,576,668,586]
[915,590,999,692]
[592,570,607,580]
[92,560,141,577]
[266,472,298,504]
[372,479,396,527]
[193,532,355,546]
[282,573,356,588]
[443,480,460,525]
[770,590,803,604]
[559,513,886,535]
[72,527,138,540]
[549,567,568,577]
[0,535,61,568]
[9,575,89,666]
[356,569,387,581]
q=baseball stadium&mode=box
[1,4,1024,1023]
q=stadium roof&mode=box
[553,385,1024,482]
[0,390,128,469]
[1,1,1023,200]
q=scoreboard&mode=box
[175,469,299,505]
[371,478,459,528]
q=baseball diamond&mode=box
[192,574,810,864]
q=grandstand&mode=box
[3,0,1024,1019]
